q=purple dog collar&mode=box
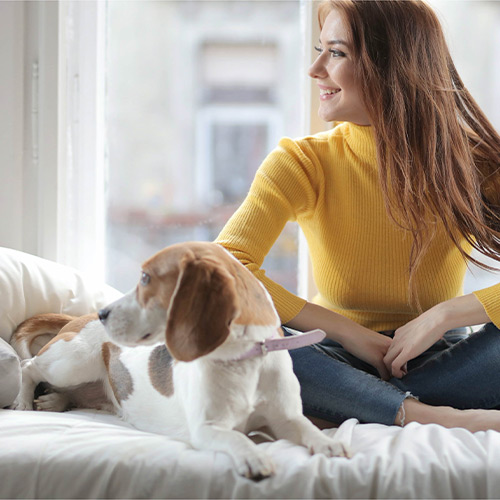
[234,329,326,361]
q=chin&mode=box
[318,109,345,123]
[317,104,370,125]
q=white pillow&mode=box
[0,337,21,408]
[0,247,123,343]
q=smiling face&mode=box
[309,9,370,126]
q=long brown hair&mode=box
[319,0,500,308]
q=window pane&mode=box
[105,0,303,293]
[211,123,268,204]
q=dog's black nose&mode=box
[98,308,110,323]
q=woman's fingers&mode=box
[383,342,399,374]
[376,362,391,381]
[383,336,410,378]
[389,352,408,378]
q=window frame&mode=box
[15,1,108,281]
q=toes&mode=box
[307,438,351,458]
[334,442,352,458]
[235,451,275,480]
[34,393,68,412]
[10,398,33,411]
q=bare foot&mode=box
[448,408,500,433]
[398,398,500,433]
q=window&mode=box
[39,0,499,299]
[103,0,500,295]
[201,42,277,104]
[105,1,304,293]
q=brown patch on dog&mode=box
[102,342,134,402]
[132,242,279,361]
[165,253,238,361]
[139,242,278,331]
[12,313,76,357]
[14,313,75,337]
[148,345,174,397]
[37,331,78,356]
[36,314,99,357]
[229,263,278,327]
[19,313,100,357]
[59,313,99,334]
[137,245,189,311]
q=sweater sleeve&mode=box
[473,282,500,329]
[215,136,321,324]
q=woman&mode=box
[216,0,500,432]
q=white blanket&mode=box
[1,408,499,499]
[1,248,499,498]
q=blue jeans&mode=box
[284,322,500,426]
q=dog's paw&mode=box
[307,437,351,458]
[234,449,275,480]
[10,396,33,411]
[35,392,69,412]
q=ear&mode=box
[165,254,239,362]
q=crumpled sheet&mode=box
[1,408,500,499]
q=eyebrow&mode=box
[324,39,349,47]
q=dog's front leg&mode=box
[262,356,351,458]
[190,424,275,480]
[271,417,350,458]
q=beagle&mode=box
[10,242,349,479]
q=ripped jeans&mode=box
[283,322,500,426]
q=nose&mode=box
[98,308,110,323]
[308,53,327,80]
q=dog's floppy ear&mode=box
[165,252,239,362]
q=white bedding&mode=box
[2,408,500,499]
[2,248,500,499]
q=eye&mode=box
[314,46,346,58]
[328,49,346,58]
[140,272,151,286]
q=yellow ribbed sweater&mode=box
[216,122,500,332]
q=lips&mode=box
[318,85,341,100]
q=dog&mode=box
[10,241,349,479]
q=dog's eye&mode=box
[140,272,151,286]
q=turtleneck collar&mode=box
[339,121,377,165]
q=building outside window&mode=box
[106,0,303,293]
[104,0,500,295]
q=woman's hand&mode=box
[384,294,490,378]
[286,294,490,381]
[383,308,447,379]
[341,329,393,380]
[285,301,393,379]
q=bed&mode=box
[1,246,500,499]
